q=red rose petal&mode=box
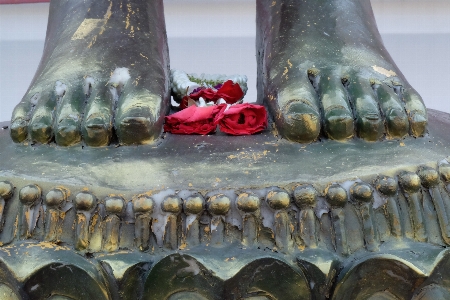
[189,88,220,102]
[188,80,244,104]
[216,80,244,104]
[164,104,226,135]
[215,103,268,135]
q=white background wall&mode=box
[1,0,449,122]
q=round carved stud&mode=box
[399,172,421,193]
[326,184,347,208]
[0,181,14,200]
[376,176,398,196]
[105,196,125,214]
[184,194,204,215]
[133,195,155,213]
[74,192,96,211]
[207,194,231,215]
[350,182,373,203]
[161,195,182,214]
[293,185,317,208]
[45,188,67,207]
[439,164,450,183]
[19,184,41,205]
[412,284,450,300]
[418,167,439,188]
[266,189,290,210]
[236,193,260,213]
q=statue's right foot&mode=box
[10,0,170,147]
[257,0,427,143]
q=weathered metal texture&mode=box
[0,111,450,298]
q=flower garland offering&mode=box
[166,70,267,135]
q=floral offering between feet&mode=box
[165,70,267,135]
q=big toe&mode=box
[115,87,168,145]
[116,115,153,145]
[279,101,320,143]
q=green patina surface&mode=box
[0,110,449,194]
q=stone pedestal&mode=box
[0,110,450,299]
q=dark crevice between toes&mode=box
[393,84,411,126]
[307,68,320,92]
[340,76,357,124]
[307,69,334,141]
[370,81,388,140]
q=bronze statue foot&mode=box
[257,0,427,143]
[10,0,170,147]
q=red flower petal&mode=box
[188,80,244,104]
[189,88,220,102]
[216,80,244,104]
[215,103,268,135]
[164,104,226,135]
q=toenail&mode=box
[364,114,379,121]
[86,117,106,128]
[121,116,148,125]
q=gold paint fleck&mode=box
[71,19,104,40]
[372,65,397,77]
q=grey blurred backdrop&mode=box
[1,0,449,122]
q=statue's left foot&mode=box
[257,0,427,143]
[10,0,169,147]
